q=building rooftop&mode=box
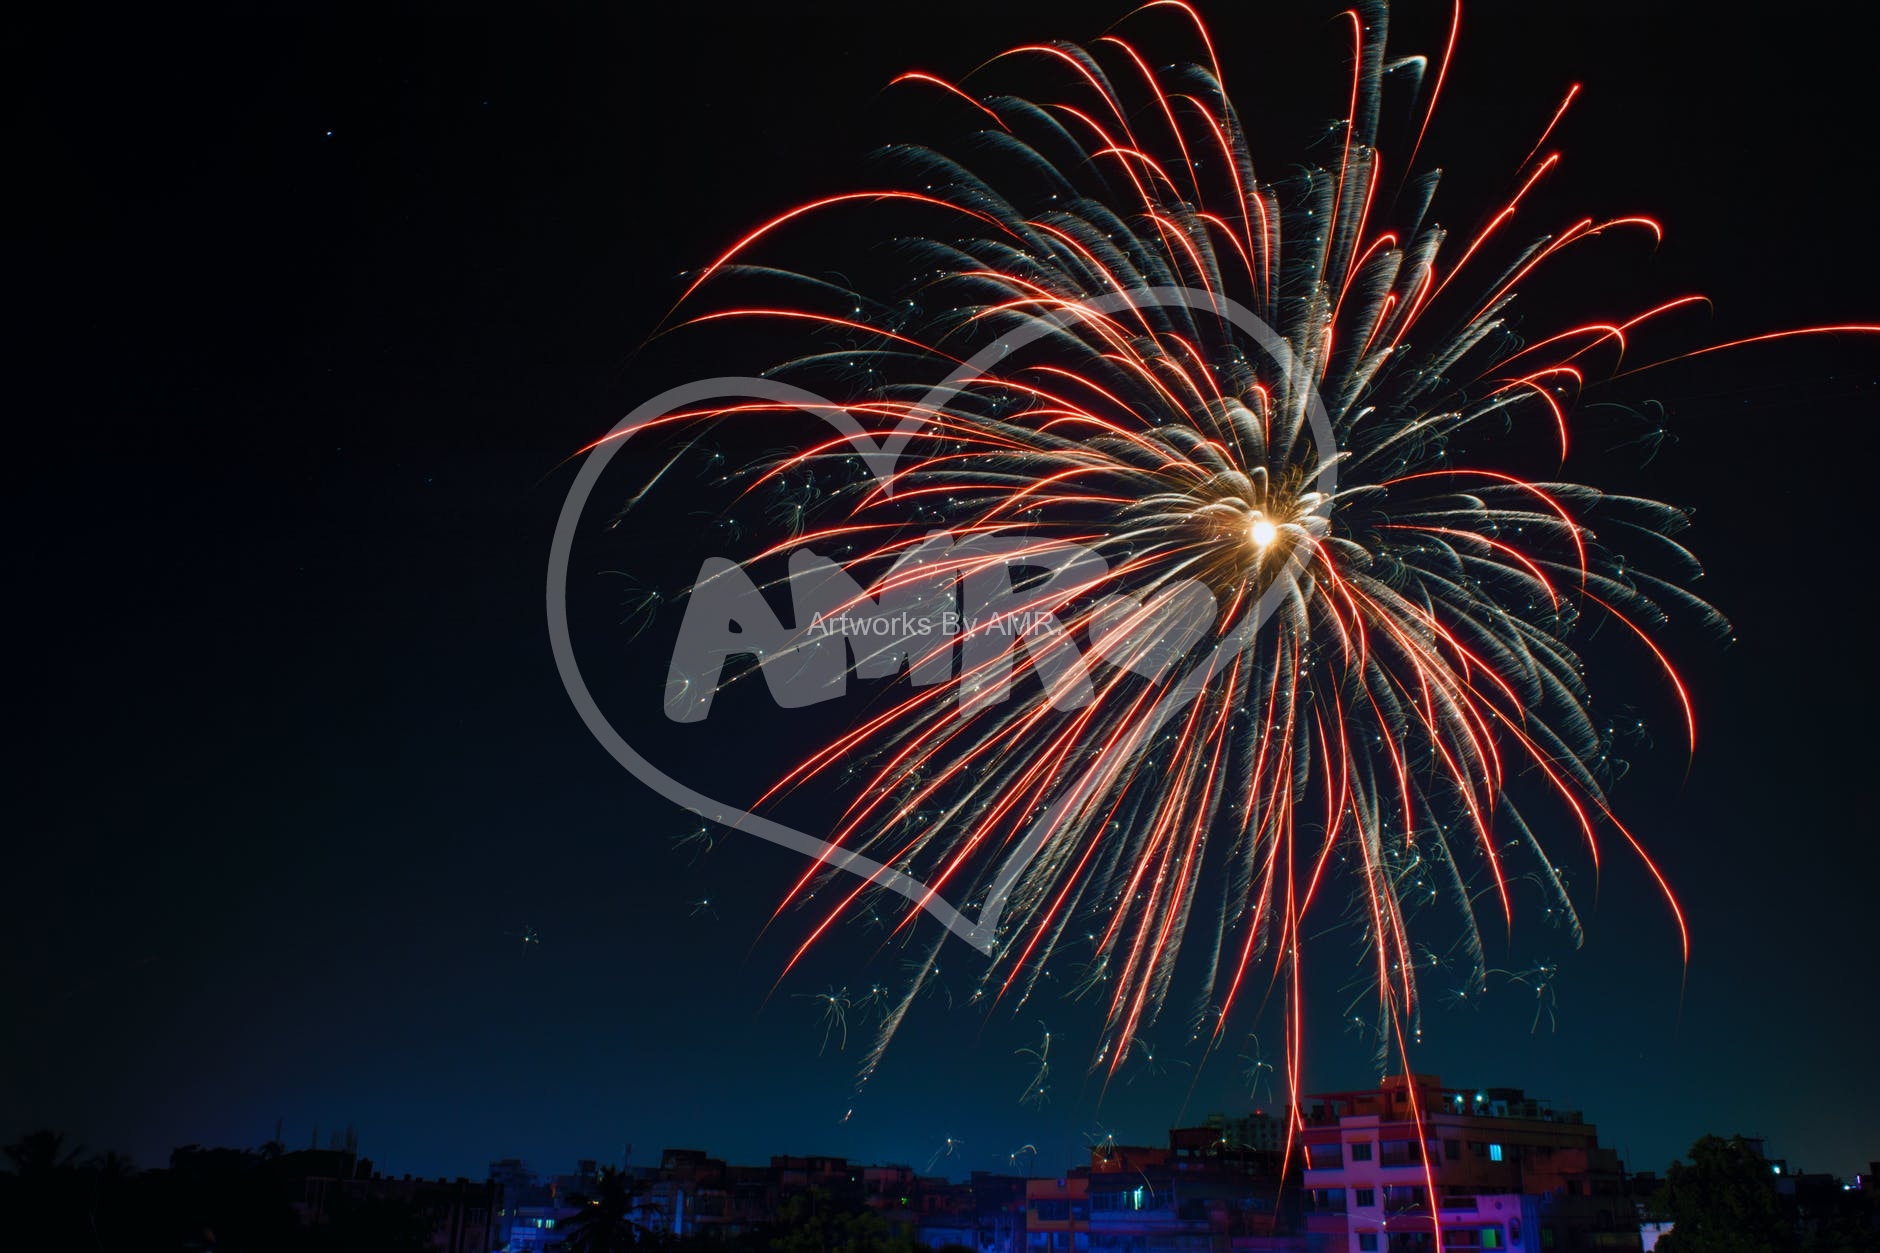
[1303,1073,1587,1127]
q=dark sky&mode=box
[12,1,1879,1187]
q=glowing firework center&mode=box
[550,3,1728,1105]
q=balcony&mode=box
[1302,1145,1344,1172]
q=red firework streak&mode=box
[614,3,1875,1242]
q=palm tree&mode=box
[560,1166,666,1253]
[2,1131,90,1250]
[80,1151,139,1251]
[2,1129,86,1179]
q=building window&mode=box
[1358,1235,1378,1252]
[1351,1142,1373,1162]
[1444,1139,1461,1160]
[1488,1144,1504,1163]
[1306,1142,1344,1169]
[1355,1188,1376,1208]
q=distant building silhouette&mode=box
[1024,1122,1297,1253]
[289,1148,498,1252]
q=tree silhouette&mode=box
[769,1189,921,1253]
[3,1129,86,1178]
[1653,1135,1794,1253]
[560,1165,667,1252]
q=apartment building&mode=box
[1298,1074,1637,1252]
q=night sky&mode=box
[12,1,1879,1189]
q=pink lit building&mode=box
[1298,1074,1638,1252]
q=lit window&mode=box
[1488,1144,1503,1163]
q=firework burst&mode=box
[601,0,1875,1149]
